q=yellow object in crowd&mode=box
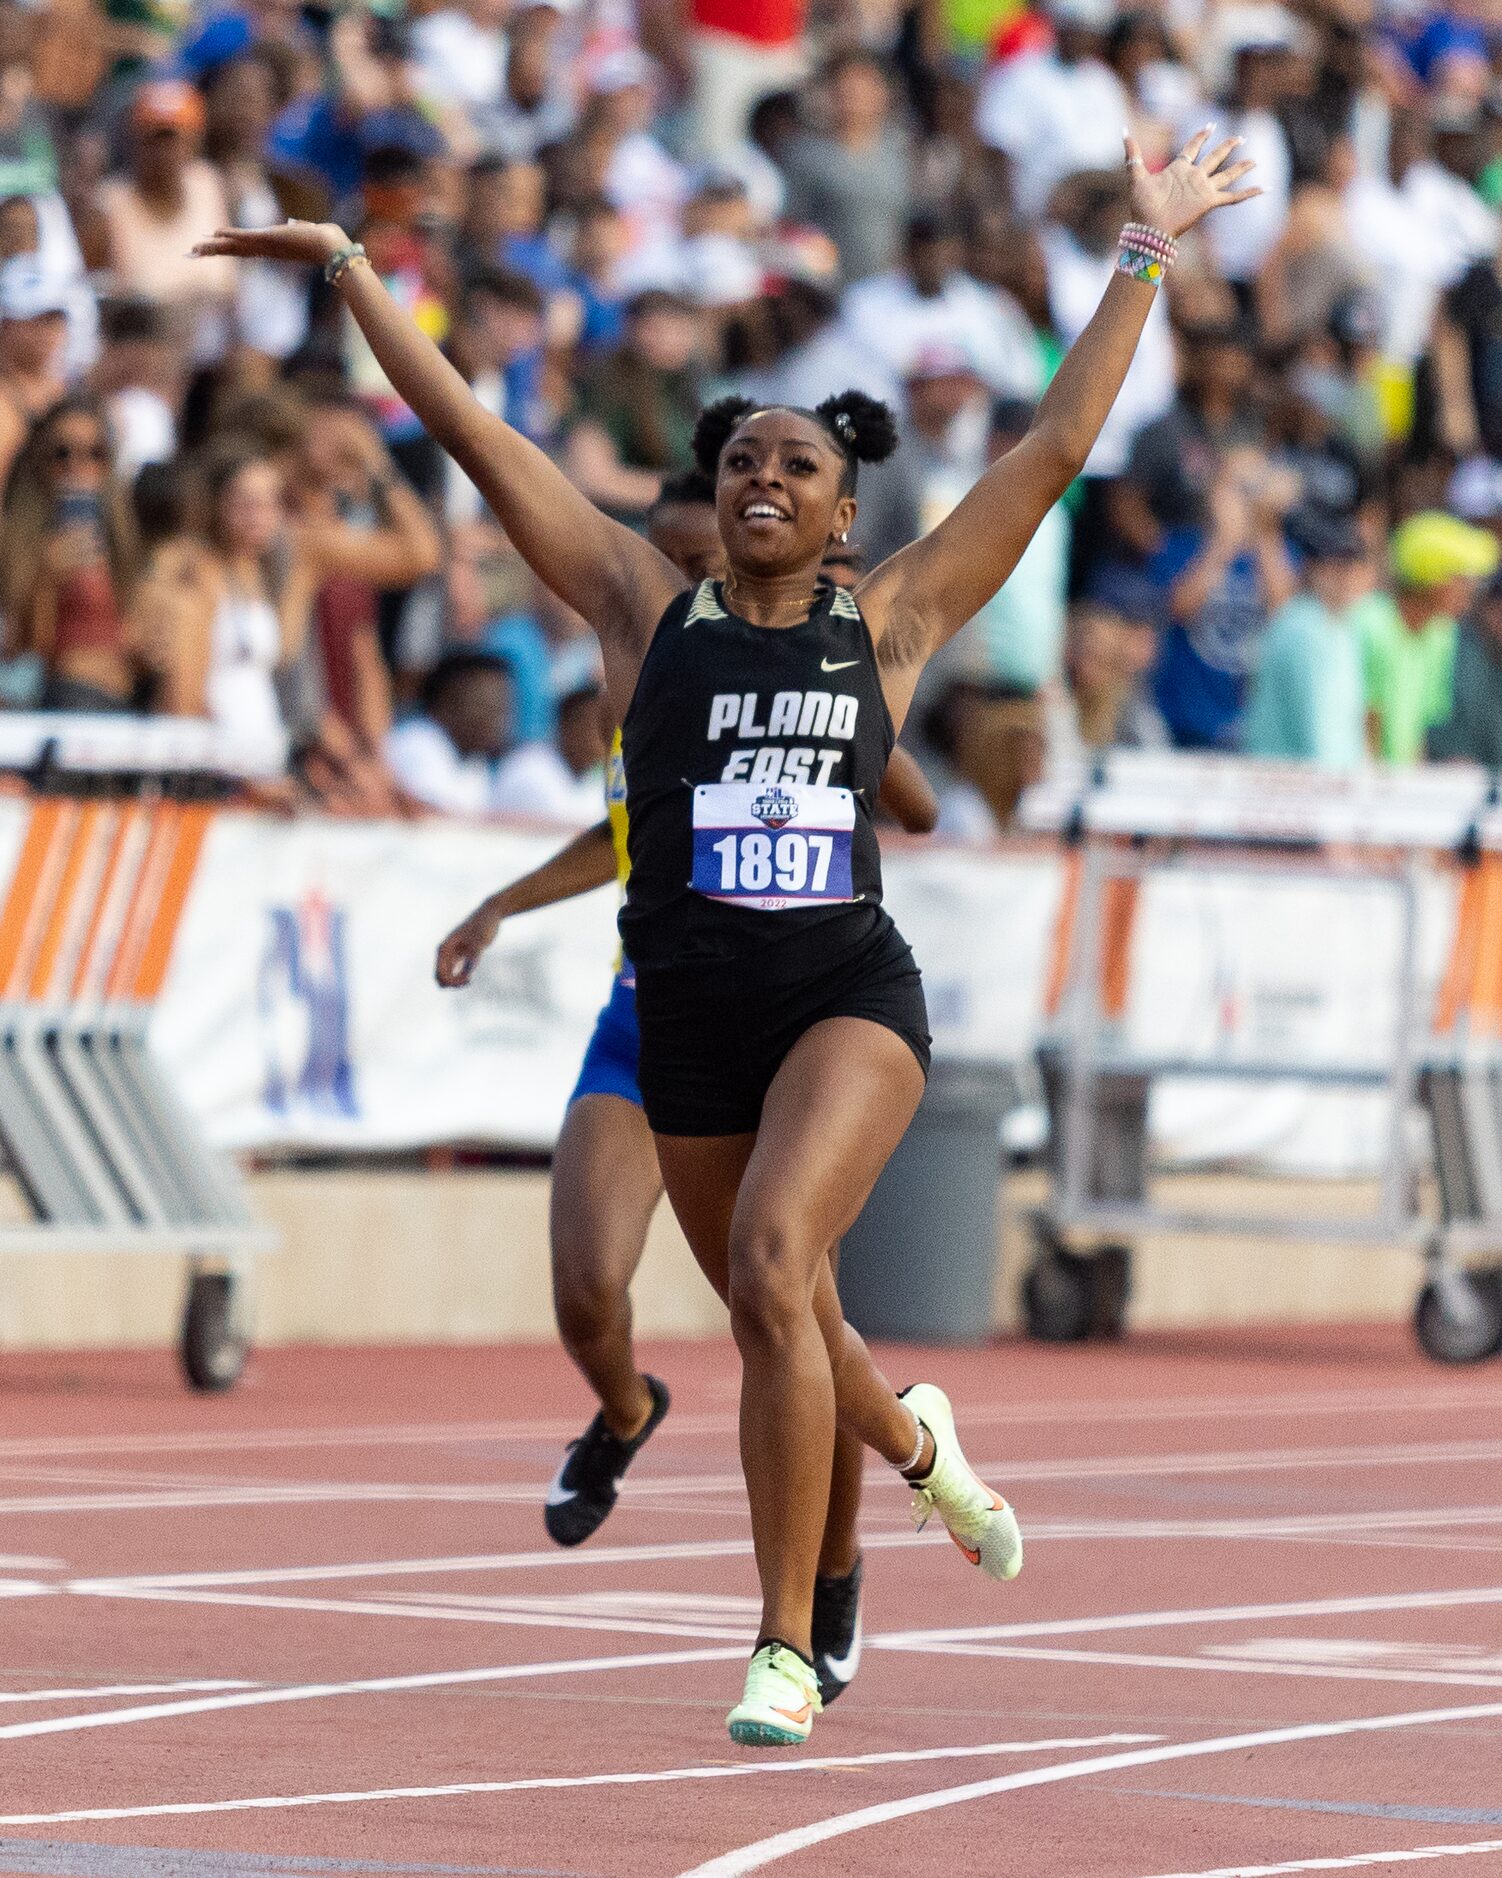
[1390,512,1500,590]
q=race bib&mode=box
[691,781,855,912]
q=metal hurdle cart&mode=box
[0,716,280,1390]
[1017,752,1502,1365]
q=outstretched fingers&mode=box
[1202,135,1245,174]
[1215,158,1258,190]
[1179,124,1214,163]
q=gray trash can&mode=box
[837,1059,1015,1345]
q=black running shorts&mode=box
[631,907,931,1137]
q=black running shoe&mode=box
[543,1376,670,1547]
[811,1554,863,1706]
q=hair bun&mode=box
[691,396,756,479]
[815,391,898,465]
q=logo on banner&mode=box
[751,788,798,829]
[259,889,358,1118]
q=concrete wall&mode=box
[0,1163,1423,1353]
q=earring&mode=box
[838,531,849,543]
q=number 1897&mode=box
[712,830,833,895]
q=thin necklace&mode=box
[724,572,818,621]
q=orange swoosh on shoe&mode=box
[772,1702,812,1725]
[949,1492,1006,1566]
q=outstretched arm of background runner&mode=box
[859,131,1260,677]
[878,746,939,834]
[192,223,684,705]
[435,820,617,988]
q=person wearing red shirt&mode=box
[688,0,809,159]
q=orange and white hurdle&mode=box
[0,788,273,1390]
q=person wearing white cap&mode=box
[0,254,68,487]
[977,0,1131,221]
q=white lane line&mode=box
[885,1641,1502,1695]
[0,1557,63,1569]
[65,1539,771,1593]
[56,1592,1502,1691]
[72,1585,758,1641]
[987,1440,1502,1487]
[0,1682,258,1704]
[0,1735,1162,1825]
[0,1582,54,1599]
[0,1645,744,1744]
[0,1386,1496,1462]
[674,1699,1502,1878]
[70,1579,1502,1659]
[1139,1841,1502,1876]
[879,1585,1502,1648]
[20,1438,1502,1518]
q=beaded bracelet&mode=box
[324,242,369,285]
[1117,221,1177,287]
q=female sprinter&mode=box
[433,470,937,1709]
[197,128,1256,1746]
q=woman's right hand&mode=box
[192,220,350,270]
[435,899,504,988]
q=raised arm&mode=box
[435,820,618,988]
[859,132,1258,688]
[193,223,685,710]
[300,458,443,591]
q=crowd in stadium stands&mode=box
[4,0,1502,826]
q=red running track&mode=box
[4,1328,1502,1878]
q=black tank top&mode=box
[620,577,894,966]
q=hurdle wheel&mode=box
[1022,1222,1095,1342]
[1089,1243,1132,1339]
[181,1271,249,1392]
[1413,1268,1502,1365]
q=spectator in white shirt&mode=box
[1040,170,1174,480]
[591,49,689,256]
[1346,103,1493,366]
[411,0,510,113]
[976,0,1130,222]
[1194,7,1296,290]
[385,650,514,815]
[733,277,902,411]
[474,0,576,161]
[493,677,609,824]
[841,212,1047,399]
[615,174,764,306]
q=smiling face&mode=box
[715,410,856,580]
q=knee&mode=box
[553,1260,622,1350]
[727,1217,813,1352]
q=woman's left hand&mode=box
[1125,127,1260,240]
[192,220,348,270]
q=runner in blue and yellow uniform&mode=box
[436,473,936,1707]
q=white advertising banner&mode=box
[149,817,1067,1153]
[145,810,1464,1173]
